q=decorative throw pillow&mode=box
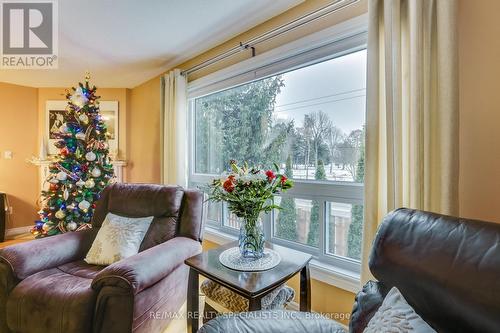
[364,287,436,333]
[84,213,154,265]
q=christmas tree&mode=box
[32,75,115,237]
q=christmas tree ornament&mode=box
[75,132,86,140]
[76,179,85,187]
[42,223,51,231]
[56,171,67,181]
[78,200,91,211]
[60,147,69,156]
[85,179,95,189]
[79,114,89,124]
[67,221,77,231]
[85,151,96,161]
[49,178,59,184]
[63,188,69,200]
[59,124,68,133]
[91,167,101,177]
[70,86,89,107]
[55,210,66,219]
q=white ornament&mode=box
[56,171,67,181]
[70,86,89,107]
[85,179,95,189]
[59,124,68,133]
[67,221,77,231]
[91,167,101,177]
[85,151,96,161]
[78,200,90,211]
[78,114,89,124]
[63,188,69,200]
[42,223,51,231]
[76,179,85,187]
[55,210,66,219]
[67,203,75,210]
[49,178,59,184]
[75,132,86,140]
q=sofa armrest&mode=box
[0,228,97,280]
[349,280,389,333]
[91,237,201,295]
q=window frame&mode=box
[187,14,368,288]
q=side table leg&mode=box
[248,297,262,311]
[300,264,311,312]
[187,268,199,333]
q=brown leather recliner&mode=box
[0,183,204,333]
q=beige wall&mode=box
[128,77,162,183]
[0,83,39,229]
[458,0,500,223]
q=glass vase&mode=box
[238,216,265,259]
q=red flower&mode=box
[223,177,235,192]
[265,170,276,181]
[280,175,288,185]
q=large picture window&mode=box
[188,29,367,276]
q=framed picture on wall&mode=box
[45,100,119,156]
[46,101,69,155]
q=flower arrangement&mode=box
[207,160,293,258]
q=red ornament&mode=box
[60,147,69,156]
[82,164,88,172]
[49,183,59,191]
[280,175,288,185]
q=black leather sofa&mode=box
[199,208,500,333]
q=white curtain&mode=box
[362,0,459,282]
[161,69,188,187]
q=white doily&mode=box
[219,247,281,271]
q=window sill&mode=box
[203,226,361,294]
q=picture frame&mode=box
[45,100,119,156]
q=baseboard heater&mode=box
[0,193,5,242]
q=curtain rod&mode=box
[181,0,360,76]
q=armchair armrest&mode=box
[91,237,202,295]
[0,228,97,280]
[349,280,389,333]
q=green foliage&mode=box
[347,128,365,259]
[307,160,326,247]
[196,76,288,173]
[275,155,297,241]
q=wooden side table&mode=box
[185,241,312,333]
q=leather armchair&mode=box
[351,208,500,333]
[0,183,204,333]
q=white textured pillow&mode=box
[84,213,154,265]
[364,287,436,333]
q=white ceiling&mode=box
[0,0,303,88]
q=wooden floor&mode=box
[0,234,34,249]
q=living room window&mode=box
[188,19,367,281]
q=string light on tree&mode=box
[32,74,115,237]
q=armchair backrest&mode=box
[92,183,204,251]
[369,208,500,332]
